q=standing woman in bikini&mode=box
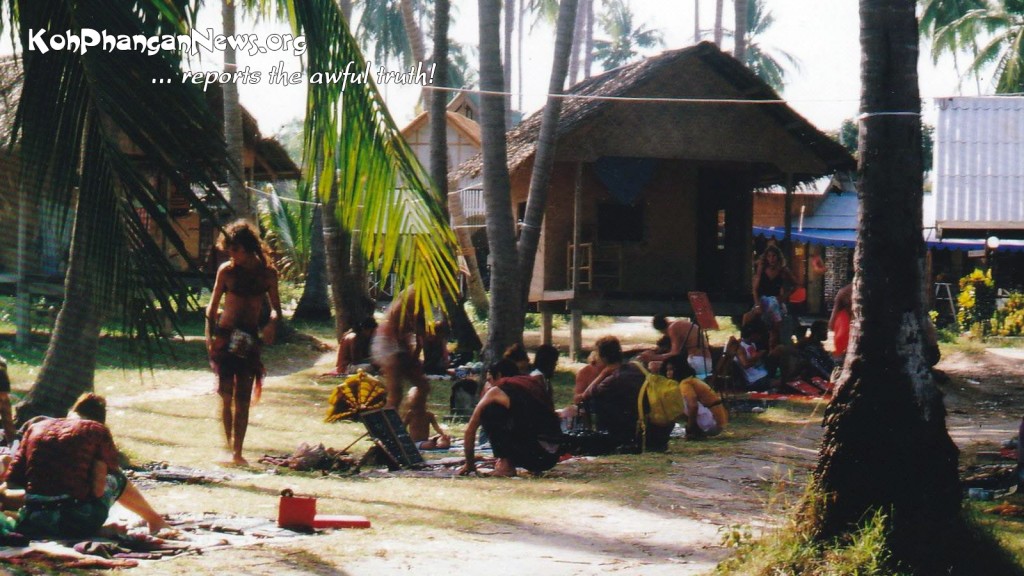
[206,220,282,465]
[752,244,796,348]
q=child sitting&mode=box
[402,386,451,450]
[735,319,773,391]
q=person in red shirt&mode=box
[5,394,169,538]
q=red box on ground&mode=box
[278,494,317,529]
[313,514,371,529]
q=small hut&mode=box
[452,42,854,350]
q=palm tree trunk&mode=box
[449,191,490,315]
[15,175,105,424]
[517,0,526,111]
[479,0,523,361]
[694,0,700,43]
[223,0,251,222]
[399,0,430,108]
[293,203,332,320]
[714,0,724,46]
[567,1,585,86]
[733,0,748,61]
[504,0,515,128]
[517,0,578,305]
[806,1,962,571]
[583,0,595,79]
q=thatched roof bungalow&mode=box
[0,57,299,288]
[453,42,853,342]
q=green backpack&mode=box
[634,362,686,447]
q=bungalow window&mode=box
[597,203,643,243]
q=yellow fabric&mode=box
[679,377,728,428]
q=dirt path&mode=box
[119,336,1022,575]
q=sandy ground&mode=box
[107,325,1024,576]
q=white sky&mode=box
[3,1,990,137]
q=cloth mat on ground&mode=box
[0,512,315,571]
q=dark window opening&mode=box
[597,203,643,243]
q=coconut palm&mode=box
[935,0,1024,93]
[3,0,233,420]
[920,0,986,66]
[807,0,965,571]
[733,0,747,60]
[742,0,801,92]
[4,0,459,420]
[592,0,662,71]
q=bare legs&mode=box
[218,374,253,465]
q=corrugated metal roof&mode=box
[934,96,1024,230]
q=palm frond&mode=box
[288,0,459,323]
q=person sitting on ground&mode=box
[403,386,451,451]
[502,343,532,375]
[828,283,853,363]
[576,336,674,452]
[4,393,170,538]
[557,351,600,431]
[640,314,714,379]
[530,344,559,399]
[663,355,727,439]
[458,360,561,477]
[752,244,797,348]
[736,319,774,391]
[0,356,14,444]
[796,320,834,381]
[335,317,378,375]
[421,319,452,376]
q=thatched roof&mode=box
[0,57,298,181]
[452,42,854,186]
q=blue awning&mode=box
[754,226,1024,253]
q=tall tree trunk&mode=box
[517,0,526,111]
[583,0,595,79]
[15,177,106,424]
[399,0,430,108]
[431,0,482,355]
[806,0,962,572]
[503,0,515,128]
[223,0,251,222]
[694,0,701,44]
[714,0,723,47]
[479,0,522,361]
[567,0,586,86]
[517,0,578,305]
[292,203,332,320]
[733,0,748,61]
[449,190,490,316]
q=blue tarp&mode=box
[753,226,1024,253]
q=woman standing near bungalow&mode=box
[206,220,282,466]
[752,244,796,348]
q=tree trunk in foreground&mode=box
[478,0,523,361]
[293,204,333,320]
[516,0,578,305]
[806,0,961,572]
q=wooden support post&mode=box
[783,173,794,258]
[542,311,553,345]
[570,309,583,360]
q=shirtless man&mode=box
[640,314,714,378]
[336,317,378,374]
[373,288,427,409]
[206,220,282,465]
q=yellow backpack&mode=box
[634,362,686,446]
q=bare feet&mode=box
[232,453,249,466]
[492,458,517,477]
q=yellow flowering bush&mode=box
[957,269,995,335]
[992,292,1024,336]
